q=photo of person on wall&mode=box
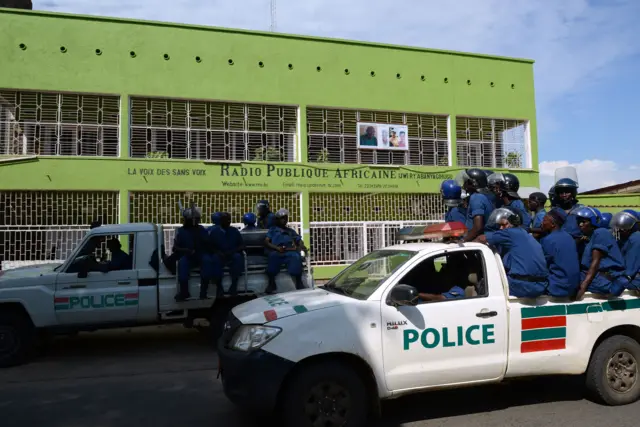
[359,124,378,147]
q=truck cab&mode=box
[217,240,640,427]
[0,222,313,367]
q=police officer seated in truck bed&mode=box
[574,207,627,299]
[475,207,549,298]
[264,208,307,294]
[539,208,580,298]
[208,212,245,297]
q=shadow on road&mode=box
[376,375,587,426]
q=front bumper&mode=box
[217,339,295,414]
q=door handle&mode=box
[476,309,498,318]
[117,281,131,285]
[63,284,86,289]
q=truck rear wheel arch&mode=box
[0,302,36,368]
[590,325,640,362]
[276,352,381,419]
[0,302,34,327]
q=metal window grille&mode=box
[307,107,449,166]
[309,192,445,222]
[129,97,297,161]
[309,220,439,266]
[455,117,528,169]
[0,191,119,267]
[0,89,120,157]
[129,191,301,224]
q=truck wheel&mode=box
[281,362,369,427]
[0,311,34,368]
[586,335,640,405]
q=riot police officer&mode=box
[241,212,257,231]
[487,172,531,228]
[554,178,585,255]
[476,207,548,298]
[440,179,467,223]
[528,192,548,237]
[457,168,494,242]
[611,210,640,291]
[256,200,276,229]
[574,207,627,299]
[174,206,211,302]
[208,212,245,296]
[264,208,307,294]
[539,208,580,298]
[600,212,613,229]
[210,212,222,230]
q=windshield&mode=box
[323,250,417,300]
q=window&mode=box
[323,249,418,300]
[129,97,297,161]
[397,250,487,301]
[0,89,120,157]
[66,233,135,274]
[456,117,528,169]
[307,107,449,166]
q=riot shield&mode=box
[554,166,579,187]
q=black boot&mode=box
[228,278,238,296]
[265,276,277,294]
[175,281,191,301]
[294,275,305,290]
[215,279,225,297]
[199,279,210,300]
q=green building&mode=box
[0,8,543,278]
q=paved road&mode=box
[1,326,639,427]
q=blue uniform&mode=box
[257,213,276,229]
[242,224,257,232]
[531,209,546,229]
[442,285,466,299]
[540,230,580,297]
[444,206,467,223]
[465,193,494,231]
[486,227,548,298]
[208,226,245,279]
[580,228,627,296]
[508,199,532,229]
[562,204,584,239]
[175,225,211,290]
[266,226,303,276]
[620,231,640,290]
[106,249,132,271]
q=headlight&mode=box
[229,325,282,352]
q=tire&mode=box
[280,362,370,427]
[586,335,640,405]
[0,311,35,368]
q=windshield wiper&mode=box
[322,282,349,295]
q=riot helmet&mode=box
[456,168,488,193]
[440,179,463,208]
[503,173,520,197]
[611,210,640,232]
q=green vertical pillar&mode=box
[300,190,310,245]
[119,190,130,251]
[448,115,457,167]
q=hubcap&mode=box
[607,350,638,393]
[0,326,18,357]
[305,381,351,427]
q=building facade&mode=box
[0,8,541,278]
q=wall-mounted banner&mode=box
[358,122,409,151]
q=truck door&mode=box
[54,232,140,325]
[380,248,508,392]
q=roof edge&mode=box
[0,7,535,64]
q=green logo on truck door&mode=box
[403,325,495,350]
[54,293,139,310]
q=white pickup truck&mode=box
[0,222,312,367]
[217,240,640,427]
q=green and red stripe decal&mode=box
[520,299,640,353]
[263,305,308,322]
[54,296,70,310]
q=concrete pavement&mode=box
[1,326,639,427]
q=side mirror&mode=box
[388,284,418,307]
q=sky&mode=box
[33,0,640,192]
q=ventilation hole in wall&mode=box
[19,43,27,50]
[316,66,322,72]
[420,75,426,81]
[195,56,202,63]
[490,82,495,87]
[60,46,67,53]
[228,59,234,65]
[396,73,401,79]
[130,51,136,58]
[511,84,515,89]
[288,63,294,70]
[258,61,264,67]
[163,53,170,60]
[344,69,350,75]
[467,79,472,85]
[95,49,102,56]
[370,71,376,77]
[444,77,449,83]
